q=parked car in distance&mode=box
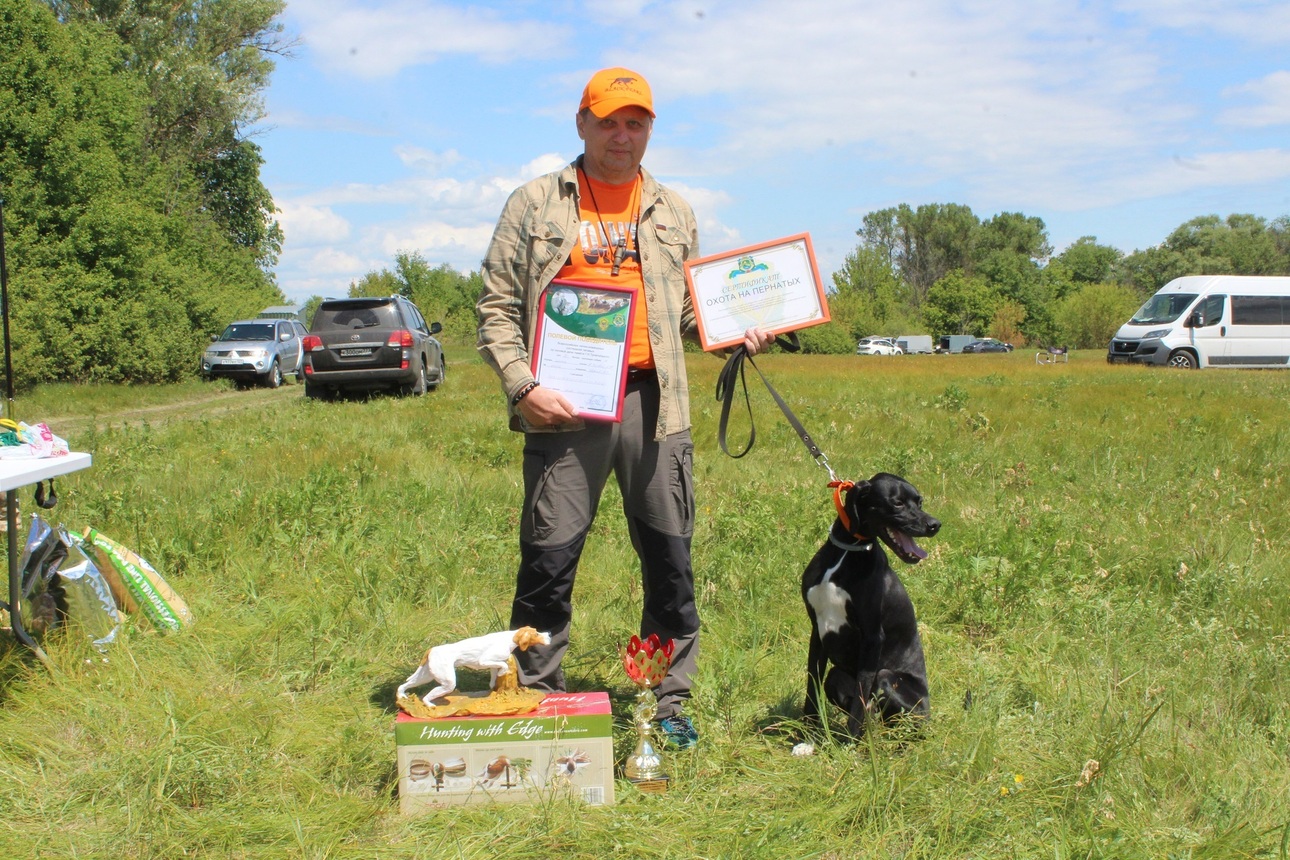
[302,295,445,399]
[856,336,904,356]
[961,338,1014,353]
[201,318,306,388]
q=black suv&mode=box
[302,296,445,399]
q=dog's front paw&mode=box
[791,742,816,757]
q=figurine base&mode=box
[397,687,546,719]
[627,776,670,794]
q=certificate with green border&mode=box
[684,233,831,351]
[531,280,637,422]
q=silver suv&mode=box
[302,296,445,399]
[201,319,306,388]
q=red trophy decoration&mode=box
[622,633,674,791]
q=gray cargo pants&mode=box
[509,375,698,719]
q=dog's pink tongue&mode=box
[894,530,928,560]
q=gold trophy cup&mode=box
[622,633,675,792]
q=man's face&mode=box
[576,106,653,183]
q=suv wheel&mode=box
[428,356,446,389]
[403,359,428,396]
[263,359,282,389]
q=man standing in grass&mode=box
[477,67,771,750]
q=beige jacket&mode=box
[476,158,700,439]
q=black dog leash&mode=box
[714,333,839,483]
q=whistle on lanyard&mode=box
[611,238,628,277]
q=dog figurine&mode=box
[397,626,551,703]
[800,472,940,740]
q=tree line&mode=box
[1,0,286,387]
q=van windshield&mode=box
[1129,293,1197,325]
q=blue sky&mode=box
[252,0,1290,305]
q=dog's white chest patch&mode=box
[807,556,850,636]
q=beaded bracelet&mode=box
[511,381,540,406]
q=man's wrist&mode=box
[511,381,540,406]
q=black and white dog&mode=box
[799,472,940,742]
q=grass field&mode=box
[1,347,1287,859]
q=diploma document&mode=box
[531,280,637,422]
[684,233,830,351]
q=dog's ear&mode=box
[843,480,872,526]
[515,626,544,649]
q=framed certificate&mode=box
[530,280,637,422]
[684,233,831,351]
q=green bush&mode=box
[1054,281,1142,348]
[795,321,856,354]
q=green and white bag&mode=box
[82,527,193,632]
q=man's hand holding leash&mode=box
[742,326,775,356]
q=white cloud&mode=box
[1011,147,1290,213]
[375,221,499,260]
[394,146,465,173]
[1113,0,1290,46]
[519,154,569,182]
[262,106,390,136]
[1220,71,1290,128]
[277,202,351,246]
[632,0,1171,169]
[272,158,541,300]
[1137,149,1290,192]
[272,244,372,302]
[286,0,570,79]
[300,245,369,277]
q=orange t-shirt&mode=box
[557,171,653,368]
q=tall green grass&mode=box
[1,349,1287,858]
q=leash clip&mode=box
[815,452,839,484]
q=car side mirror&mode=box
[280,332,292,341]
[1186,311,1205,328]
[430,322,443,335]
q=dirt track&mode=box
[45,384,300,435]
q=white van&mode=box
[1107,275,1290,369]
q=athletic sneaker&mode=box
[659,714,698,750]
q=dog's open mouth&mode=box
[882,527,928,564]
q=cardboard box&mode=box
[395,691,616,811]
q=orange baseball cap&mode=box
[579,67,655,118]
